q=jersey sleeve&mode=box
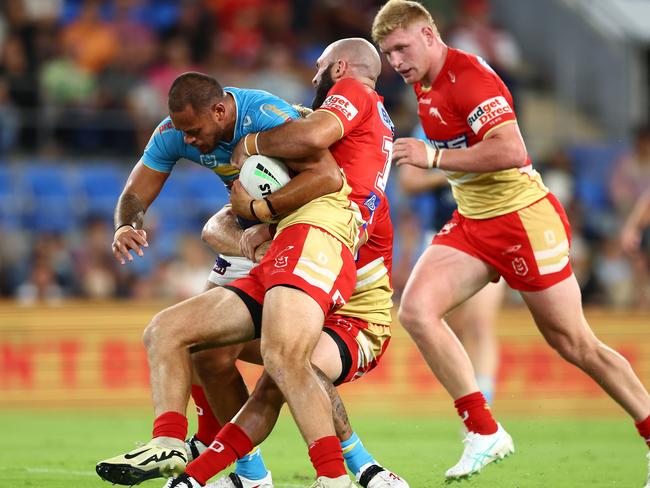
[316,78,370,138]
[454,61,517,140]
[250,100,298,133]
[141,119,183,173]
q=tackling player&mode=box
[99,72,404,488]
[167,37,401,488]
[372,0,650,483]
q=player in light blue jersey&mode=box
[142,86,297,187]
[120,83,299,286]
[104,72,400,488]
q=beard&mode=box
[311,65,336,110]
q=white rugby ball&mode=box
[238,154,291,199]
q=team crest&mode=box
[274,245,295,268]
[429,107,447,125]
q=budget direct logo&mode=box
[467,96,512,134]
[322,95,358,121]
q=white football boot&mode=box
[96,437,187,485]
[356,463,409,488]
[445,423,514,480]
[644,451,650,488]
[163,473,203,488]
[205,471,273,488]
[308,475,356,488]
[185,435,208,461]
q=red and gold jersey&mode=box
[336,211,393,326]
[277,171,361,253]
[415,47,548,219]
[315,77,395,325]
[316,77,394,240]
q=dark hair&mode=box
[168,72,224,113]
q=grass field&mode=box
[2,409,646,488]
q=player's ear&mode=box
[422,25,435,46]
[212,102,225,121]
[334,59,347,77]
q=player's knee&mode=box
[262,343,306,381]
[547,332,595,367]
[398,300,427,335]
[142,309,175,351]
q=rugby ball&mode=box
[238,154,291,199]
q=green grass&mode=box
[1,409,646,487]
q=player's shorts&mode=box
[323,315,391,386]
[225,224,356,336]
[432,193,572,291]
[208,255,256,287]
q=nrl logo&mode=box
[199,154,219,168]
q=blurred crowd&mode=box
[0,0,648,307]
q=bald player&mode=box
[100,39,406,488]
[165,36,404,488]
[164,37,401,488]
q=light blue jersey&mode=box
[141,87,299,187]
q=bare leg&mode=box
[447,280,505,401]
[143,286,256,416]
[192,345,249,425]
[398,244,495,399]
[233,331,346,443]
[260,286,333,444]
[522,274,650,420]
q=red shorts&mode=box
[323,315,391,385]
[433,193,573,292]
[226,224,356,335]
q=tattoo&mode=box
[314,366,352,439]
[114,193,145,230]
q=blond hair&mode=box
[371,0,437,44]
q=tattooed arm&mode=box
[112,161,169,264]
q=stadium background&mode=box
[1,0,649,486]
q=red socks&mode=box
[635,414,650,448]
[455,391,498,435]
[185,422,253,485]
[153,411,188,441]
[191,385,223,445]
[308,435,346,479]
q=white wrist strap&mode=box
[424,143,444,168]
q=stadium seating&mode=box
[0,165,20,230]
[19,163,79,233]
[75,164,126,222]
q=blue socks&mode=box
[341,432,376,477]
[235,446,269,481]
[234,432,377,480]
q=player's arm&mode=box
[201,206,242,255]
[112,161,169,264]
[399,164,449,195]
[230,149,342,222]
[393,123,527,173]
[230,111,342,168]
[202,205,273,262]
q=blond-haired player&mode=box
[372,0,650,484]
